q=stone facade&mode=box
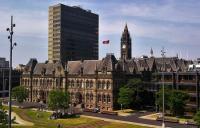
[21,53,194,111]
[21,24,199,113]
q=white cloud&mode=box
[0,6,48,38]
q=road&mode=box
[82,111,198,128]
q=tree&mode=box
[156,89,189,116]
[118,86,135,108]
[194,110,200,126]
[168,90,189,116]
[47,90,69,112]
[0,100,8,128]
[156,87,171,111]
[126,78,148,109]
[12,86,28,103]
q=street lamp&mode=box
[161,47,166,128]
[6,15,17,128]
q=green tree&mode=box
[156,89,189,116]
[117,86,135,108]
[194,110,200,126]
[156,87,171,111]
[47,90,69,112]
[169,90,189,116]
[12,86,28,103]
[0,100,8,128]
[126,78,147,109]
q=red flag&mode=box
[103,40,109,44]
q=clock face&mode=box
[122,44,126,49]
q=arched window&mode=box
[40,79,43,86]
[86,93,90,101]
[97,94,101,102]
[67,80,71,87]
[42,79,45,86]
[90,93,93,101]
[103,94,106,103]
[71,92,74,99]
[71,80,74,87]
[90,81,93,88]
[86,80,89,88]
[107,95,111,103]
[32,79,35,86]
[35,79,38,86]
[102,81,105,90]
[97,81,101,89]
[47,79,49,87]
[27,79,29,86]
[77,80,79,88]
[80,80,83,88]
[49,79,52,87]
[106,81,110,89]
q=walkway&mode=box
[11,112,34,126]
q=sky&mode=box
[0,0,200,67]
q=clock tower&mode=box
[121,24,132,60]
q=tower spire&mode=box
[121,23,132,60]
[150,47,154,57]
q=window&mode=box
[90,81,93,88]
[97,94,101,102]
[77,80,80,88]
[35,79,38,86]
[102,81,105,90]
[106,81,110,89]
[90,93,93,101]
[71,80,74,87]
[86,80,89,88]
[68,80,71,87]
[97,81,101,89]
[86,93,90,101]
[103,94,106,103]
[107,95,111,103]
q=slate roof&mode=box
[23,55,193,76]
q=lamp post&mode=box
[6,15,17,128]
[161,47,166,128]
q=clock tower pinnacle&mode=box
[121,23,132,60]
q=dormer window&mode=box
[41,68,46,75]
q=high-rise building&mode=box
[48,4,99,63]
[0,57,9,68]
[120,24,132,60]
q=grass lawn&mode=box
[3,106,151,128]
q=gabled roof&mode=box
[23,58,37,75]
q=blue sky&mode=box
[0,0,200,67]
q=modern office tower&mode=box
[48,4,99,63]
[0,57,9,68]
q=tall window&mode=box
[106,81,110,89]
[35,79,38,86]
[90,81,93,88]
[103,94,106,103]
[97,81,101,89]
[86,93,90,101]
[71,80,74,87]
[86,80,89,88]
[68,80,71,88]
[77,80,80,88]
[102,81,105,90]
[90,93,93,101]
[97,94,101,102]
[107,95,111,103]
